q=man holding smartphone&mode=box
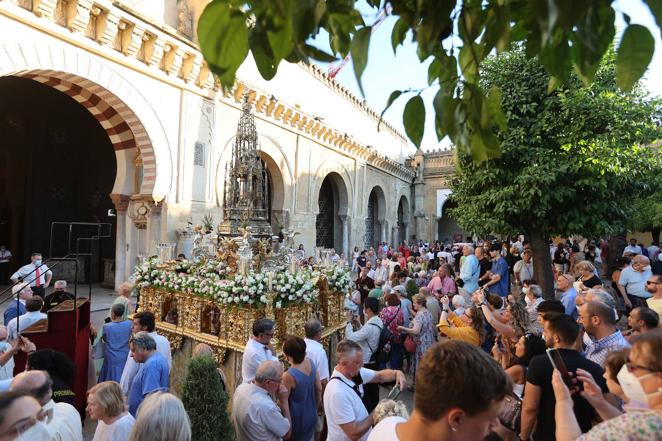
[519,313,608,441]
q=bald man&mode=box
[10,370,83,441]
[618,255,653,309]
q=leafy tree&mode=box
[630,189,662,244]
[197,0,661,161]
[449,47,662,296]
[182,355,234,441]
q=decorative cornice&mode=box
[1,0,415,182]
[299,63,409,145]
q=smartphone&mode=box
[387,385,401,400]
[546,348,573,388]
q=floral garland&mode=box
[133,257,322,308]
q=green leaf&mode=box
[267,22,294,62]
[198,2,249,88]
[427,58,441,85]
[378,90,403,130]
[485,86,506,131]
[403,95,425,148]
[459,43,480,84]
[304,44,338,62]
[645,0,662,38]
[616,24,655,91]
[433,89,459,141]
[547,76,562,94]
[351,26,372,97]
[250,33,278,80]
[391,18,408,53]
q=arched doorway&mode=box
[258,152,286,234]
[365,186,386,248]
[0,76,117,282]
[397,196,410,245]
[315,173,348,251]
[437,200,467,243]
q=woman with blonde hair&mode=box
[110,282,134,321]
[87,381,135,441]
[129,392,191,441]
[574,260,602,292]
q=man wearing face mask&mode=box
[552,328,662,439]
[10,253,52,299]
[9,370,83,441]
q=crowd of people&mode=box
[0,235,661,441]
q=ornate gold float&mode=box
[135,256,351,393]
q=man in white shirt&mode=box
[623,238,643,256]
[10,252,52,299]
[304,318,330,441]
[513,249,535,286]
[324,340,406,441]
[119,311,171,395]
[7,297,47,340]
[365,261,376,280]
[368,340,509,441]
[10,370,83,441]
[232,360,291,441]
[304,319,330,385]
[241,318,279,383]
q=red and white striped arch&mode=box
[13,69,157,195]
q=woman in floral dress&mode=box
[398,293,436,388]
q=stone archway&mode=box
[366,186,386,248]
[216,134,292,234]
[0,40,172,199]
[397,195,411,245]
[315,172,349,253]
[0,40,173,287]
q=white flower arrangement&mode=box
[325,264,352,293]
[132,257,320,308]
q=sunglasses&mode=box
[646,281,660,285]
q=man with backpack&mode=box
[345,297,384,412]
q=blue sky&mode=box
[311,1,662,152]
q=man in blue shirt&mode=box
[3,284,32,326]
[557,273,578,319]
[127,332,169,416]
[458,245,480,295]
[486,243,509,297]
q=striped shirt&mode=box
[583,330,630,367]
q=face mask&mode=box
[524,295,532,305]
[616,365,660,408]
[522,287,530,295]
[16,421,51,441]
[642,265,651,272]
[34,259,42,266]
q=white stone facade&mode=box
[0,0,421,288]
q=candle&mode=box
[267,271,274,291]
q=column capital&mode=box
[110,194,131,212]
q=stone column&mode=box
[402,222,409,243]
[380,220,388,246]
[147,202,163,255]
[339,214,349,261]
[110,195,130,289]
